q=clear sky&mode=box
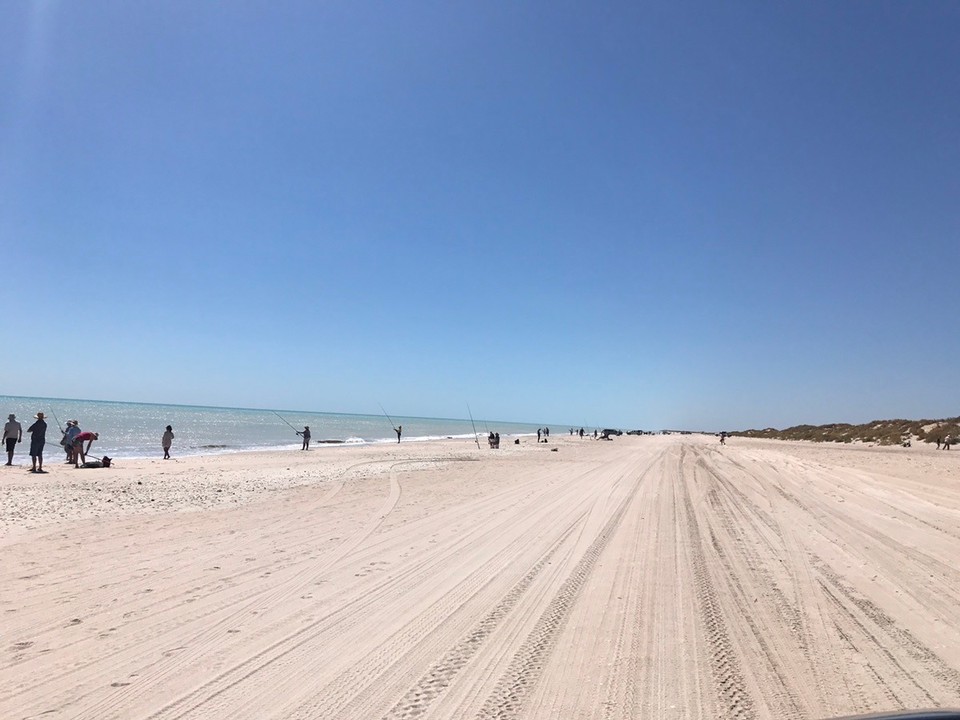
[2,1,958,430]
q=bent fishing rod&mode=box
[272,411,301,433]
[378,403,398,432]
[466,404,481,450]
[49,408,64,434]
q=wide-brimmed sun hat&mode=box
[35,412,45,419]
[7,414,14,420]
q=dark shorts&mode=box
[30,439,44,457]
[4,438,15,453]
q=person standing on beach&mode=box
[73,431,99,467]
[395,425,402,443]
[162,425,174,459]
[537,428,541,443]
[936,436,942,450]
[62,420,81,464]
[297,426,311,450]
[3,414,22,465]
[27,412,47,472]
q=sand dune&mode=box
[2,435,960,719]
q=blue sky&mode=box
[2,1,958,430]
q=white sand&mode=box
[2,435,960,719]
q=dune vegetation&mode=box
[732,417,960,446]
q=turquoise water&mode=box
[0,395,549,459]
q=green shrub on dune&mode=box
[732,417,960,445]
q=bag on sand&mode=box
[81,456,112,469]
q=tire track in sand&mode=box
[474,464,642,720]
[679,448,756,720]
[82,460,405,720]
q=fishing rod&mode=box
[466,404,481,450]
[49,408,64,434]
[272,411,300,433]
[378,403,398,432]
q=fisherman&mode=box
[297,426,311,450]
[3,413,22,466]
[395,425,402,443]
[62,420,81,463]
[73,431,99,468]
[27,412,47,472]
[537,428,542,443]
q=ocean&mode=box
[0,395,551,459]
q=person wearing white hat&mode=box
[62,420,81,464]
[27,412,48,472]
[3,413,22,466]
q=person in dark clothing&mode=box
[297,426,311,450]
[27,412,47,472]
[395,425,402,443]
[3,413,22,466]
[162,425,175,459]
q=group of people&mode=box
[936,435,953,450]
[3,413,179,466]
[537,427,550,443]
[2,412,99,472]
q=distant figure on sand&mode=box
[4,413,22,466]
[579,427,584,439]
[537,428,541,443]
[945,435,952,451]
[73,431,99,467]
[720,432,727,445]
[162,425,174,459]
[297,426,311,450]
[937,437,942,450]
[395,425,402,443]
[27,412,47,472]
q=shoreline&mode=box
[0,433,552,546]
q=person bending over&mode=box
[73,431,99,467]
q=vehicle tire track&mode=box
[475,464,642,720]
[679,449,756,720]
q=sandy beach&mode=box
[3,434,960,719]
